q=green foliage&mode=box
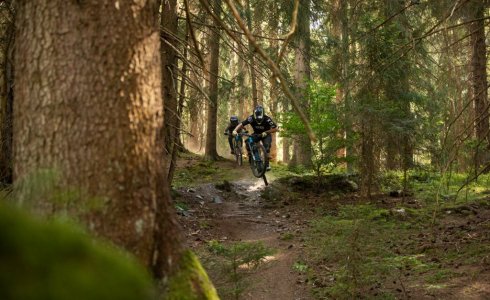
[279,232,294,241]
[205,240,274,299]
[0,204,153,300]
[207,240,274,270]
[292,261,309,274]
[280,80,348,175]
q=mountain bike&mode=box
[225,131,245,166]
[239,133,269,186]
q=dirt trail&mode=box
[176,175,312,300]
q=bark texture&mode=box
[383,0,413,171]
[14,0,177,268]
[161,0,179,181]
[469,0,489,168]
[289,0,313,167]
[246,0,258,107]
[0,5,14,186]
[204,0,221,160]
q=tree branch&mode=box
[220,0,317,142]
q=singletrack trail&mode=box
[175,159,312,300]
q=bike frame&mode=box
[245,136,261,162]
[233,134,243,150]
[236,132,269,185]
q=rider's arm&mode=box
[233,117,250,134]
[262,117,278,135]
[264,127,278,134]
[233,123,244,134]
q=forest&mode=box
[0,0,489,299]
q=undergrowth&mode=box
[173,159,241,188]
[304,171,490,300]
[201,240,275,300]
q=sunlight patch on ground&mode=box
[238,254,282,270]
[425,284,448,290]
[244,180,266,192]
[457,281,490,297]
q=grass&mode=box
[267,162,314,181]
[292,261,309,274]
[279,232,295,241]
[173,156,244,188]
[380,170,490,205]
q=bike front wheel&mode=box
[250,143,268,178]
[235,143,243,166]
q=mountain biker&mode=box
[224,115,241,154]
[232,105,278,171]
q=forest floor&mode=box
[173,153,490,300]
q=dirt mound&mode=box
[276,174,359,193]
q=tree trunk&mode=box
[383,0,413,171]
[331,0,352,171]
[204,0,221,160]
[290,0,313,168]
[246,0,258,107]
[268,1,278,162]
[14,2,218,296]
[167,25,189,186]
[0,4,14,186]
[469,0,489,169]
[161,0,179,181]
[237,46,246,119]
[187,56,202,151]
[282,100,291,164]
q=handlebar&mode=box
[224,130,249,136]
[236,132,261,138]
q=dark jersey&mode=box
[241,115,277,134]
[224,122,240,134]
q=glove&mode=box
[261,132,268,138]
[232,130,238,136]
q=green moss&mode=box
[166,250,219,300]
[0,204,153,300]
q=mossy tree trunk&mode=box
[13,1,218,297]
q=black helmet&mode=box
[230,115,239,125]
[253,105,264,124]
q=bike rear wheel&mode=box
[250,143,268,178]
